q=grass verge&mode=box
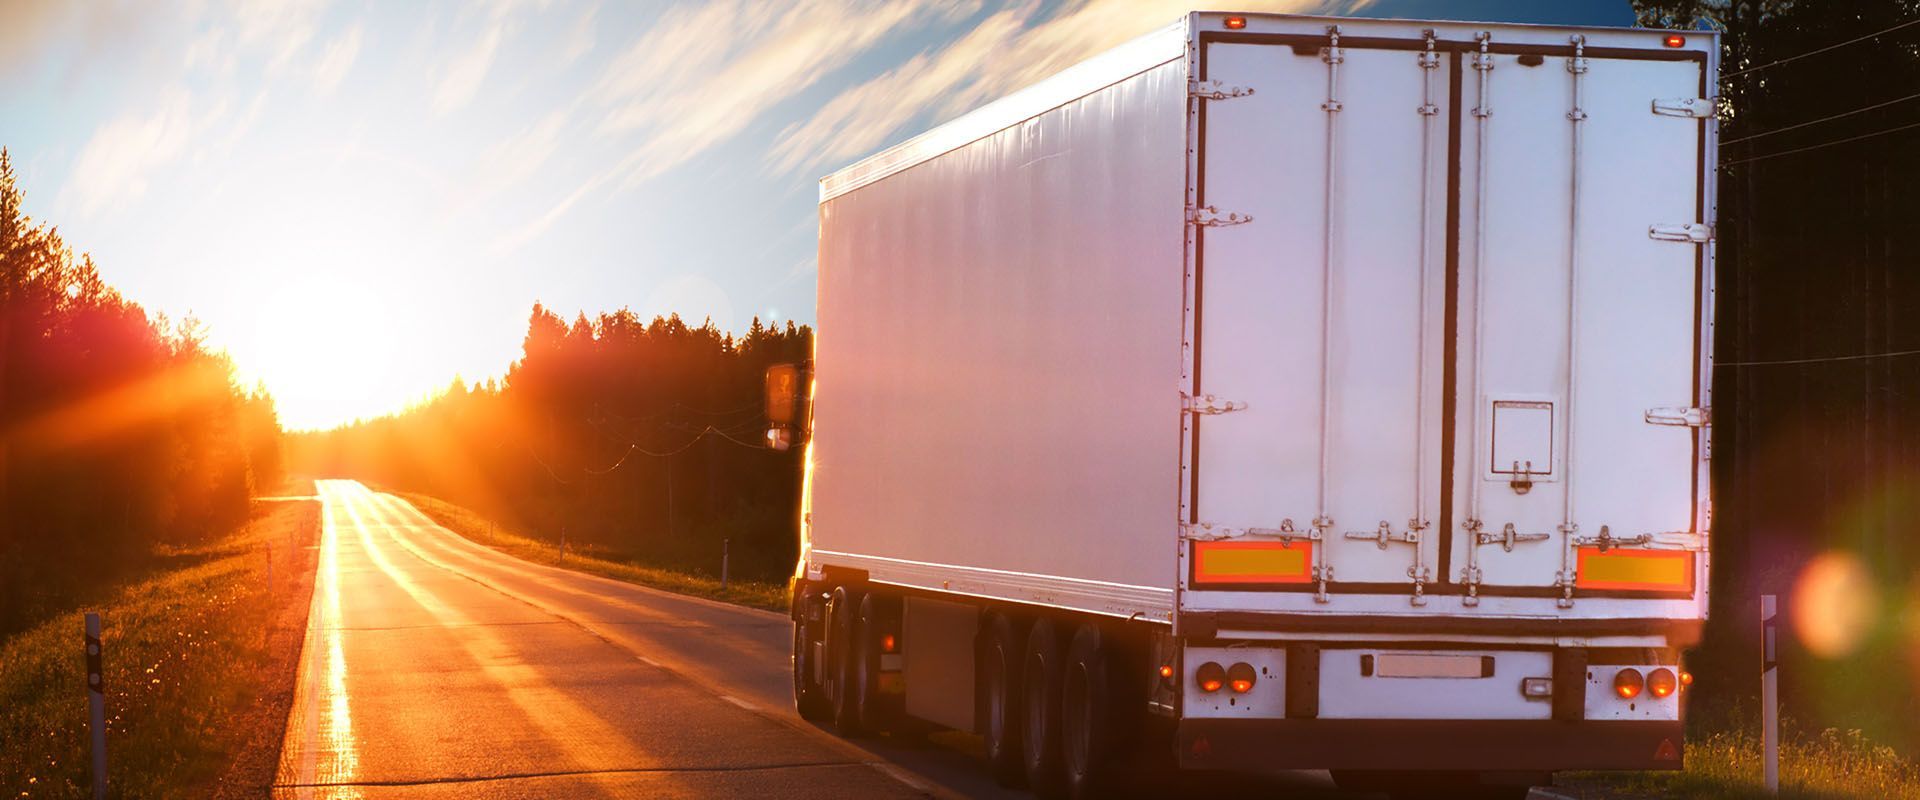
[397,492,789,613]
[1558,724,1920,799]
[0,488,321,799]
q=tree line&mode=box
[1635,0,1920,751]
[288,306,812,583]
[0,150,283,638]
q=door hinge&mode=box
[1649,222,1712,243]
[1187,205,1253,228]
[1189,79,1254,100]
[1652,96,1714,119]
[1645,406,1710,427]
[1183,393,1246,415]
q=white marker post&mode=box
[721,538,730,590]
[84,612,107,800]
[1762,593,1779,794]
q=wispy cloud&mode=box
[434,23,505,113]
[310,24,362,94]
[61,86,205,215]
[769,0,1331,177]
[591,0,976,186]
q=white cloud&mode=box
[769,0,1331,176]
[434,24,505,113]
[310,24,361,94]
[592,0,976,185]
[61,87,202,215]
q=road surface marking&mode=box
[639,656,661,667]
[719,695,756,711]
[869,763,934,794]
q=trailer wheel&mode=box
[1060,623,1120,800]
[1021,617,1068,798]
[854,592,901,734]
[979,612,1028,787]
[792,593,830,720]
[826,586,865,736]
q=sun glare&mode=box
[236,274,416,431]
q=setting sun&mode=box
[235,273,417,431]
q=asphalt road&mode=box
[275,480,1584,799]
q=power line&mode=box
[1720,119,1920,167]
[1721,90,1920,146]
[1717,347,1920,368]
[1722,17,1920,79]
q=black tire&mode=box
[854,592,897,734]
[980,612,1027,787]
[792,603,830,720]
[1022,617,1068,798]
[826,586,864,736]
[1061,623,1119,800]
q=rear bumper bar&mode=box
[1177,719,1684,772]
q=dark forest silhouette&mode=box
[1639,0,1920,751]
[288,307,811,584]
[0,150,283,637]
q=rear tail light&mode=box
[1223,16,1247,30]
[1227,662,1256,693]
[1159,664,1175,679]
[1663,34,1686,48]
[1614,668,1645,699]
[1648,668,1678,698]
[881,634,897,653]
[1196,662,1225,693]
[1680,670,1694,687]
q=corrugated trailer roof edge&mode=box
[817,11,1715,204]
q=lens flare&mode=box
[1791,552,1879,659]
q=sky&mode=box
[0,0,1633,430]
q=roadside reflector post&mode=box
[84,612,107,800]
[1762,593,1779,794]
[721,538,731,590]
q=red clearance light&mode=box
[881,634,897,653]
[1227,662,1257,694]
[1648,668,1678,698]
[1223,16,1247,30]
[1664,34,1686,48]
[1196,662,1226,693]
[1159,664,1175,679]
[1614,668,1645,700]
[1680,670,1695,687]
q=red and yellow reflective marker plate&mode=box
[1575,547,1695,593]
[1191,541,1313,585]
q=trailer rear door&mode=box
[1188,31,1707,603]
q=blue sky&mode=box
[0,0,1632,429]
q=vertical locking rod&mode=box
[1313,24,1345,604]
[1408,29,1441,606]
[1462,31,1494,605]
[1555,35,1589,608]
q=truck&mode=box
[766,11,1717,799]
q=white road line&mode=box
[719,694,757,711]
[638,656,660,667]
[868,763,935,795]
[1530,789,1582,800]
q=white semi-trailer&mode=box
[767,12,1716,799]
